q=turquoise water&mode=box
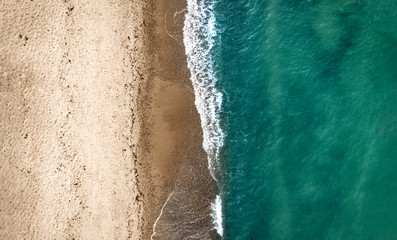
[184,0,397,239]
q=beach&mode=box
[0,0,216,239]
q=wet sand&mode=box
[141,0,218,239]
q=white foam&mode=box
[183,0,223,181]
[211,194,223,236]
[183,0,224,236]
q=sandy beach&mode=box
[0,0,218,239]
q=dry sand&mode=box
[1,0,148,239]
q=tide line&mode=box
[150,191,175,240]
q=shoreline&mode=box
[138,0,218,239]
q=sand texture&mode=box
[0,0,149,239]
[0,0,214,238]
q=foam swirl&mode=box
[183,0,223,181]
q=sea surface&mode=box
[184,0,397,239]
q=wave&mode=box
[211,194,223,236]
[183,0,224,237]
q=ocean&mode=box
[184,0,397,239]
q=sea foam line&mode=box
[150,191,174,240]
[183,0,224,236]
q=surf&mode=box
[183,0,224,236]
